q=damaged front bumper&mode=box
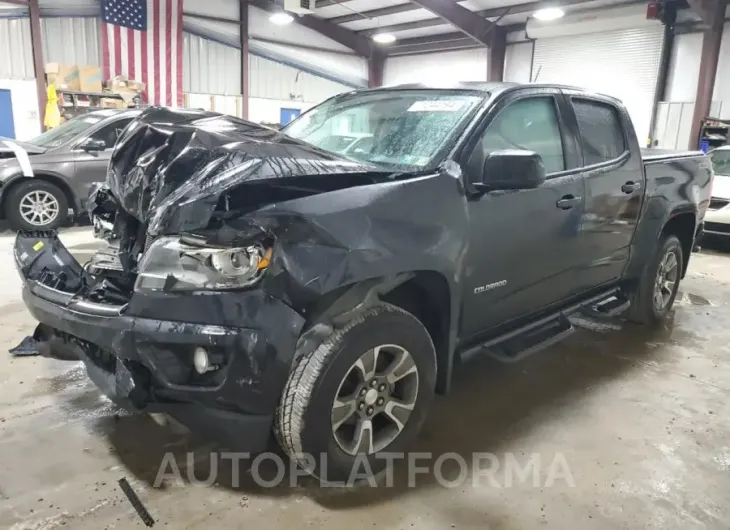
[15,231,306,451]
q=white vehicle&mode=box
[705,146,730,237]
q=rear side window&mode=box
[572,99,626,166]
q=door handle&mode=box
[621,181,641,194]
[557,195,581,210]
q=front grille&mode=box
[704,222,730,234]
[709,198,730,210]
[56,330,117,373]
[85,343,117,373]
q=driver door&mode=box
[72,117,132,200]
[459,89,587,341]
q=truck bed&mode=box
[641,148,704,163]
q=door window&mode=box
[710,149,730,176]
[572,99,626,166]
[89,118,133,149]
[473,97,566,175]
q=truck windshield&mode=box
[26,114,105,149]
[283,90,485,170]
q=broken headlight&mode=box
[134,236,272,292]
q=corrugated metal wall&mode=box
[42,17,100,66]
[0,18,33,79]
[183,32,351,102]
[384,49,488,86]
[0,17,101,80]
[183,33,241,95]
[249,54,349,103]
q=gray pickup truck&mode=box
[0,109,139,230]
[15,83,712,481]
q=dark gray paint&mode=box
[15,83,712,441]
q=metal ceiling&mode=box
[299,0,650,55]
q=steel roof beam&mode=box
[248,0,379,58]
[402,0,499,46]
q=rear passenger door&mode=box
[563,93,644,290]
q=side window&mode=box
[90,118,133,149]
[472,96,566,176]
[711,150,730,176]
[572,99,626,166]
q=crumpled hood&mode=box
[106,107,377,234]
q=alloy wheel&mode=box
[654,249,679,311]
[331,344,419,456]
[19,191,60,227]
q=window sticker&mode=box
[407,100,464,112]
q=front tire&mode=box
[6,180,68,231]
[628,234,683,325]
[275,303,436,483]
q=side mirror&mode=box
[79,138,107,152]
[477,149,547,191]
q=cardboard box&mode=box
[106,75,145,94]
[45,63,80,91]
[100,97,126,109]
[106,75,129,90]
[115,87,140,104]
[78,65,103,93]
[127,79,146,93]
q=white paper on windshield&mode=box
[407,100,464,112]
[1,141,33,177]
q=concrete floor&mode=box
[1,228,729,529]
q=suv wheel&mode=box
[275,303,436,483]
[6,180,68,231]
[628,235,683,325]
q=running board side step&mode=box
[485,315,574,363]
[460,287,622,364]
[582,293,631,319]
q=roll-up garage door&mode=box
[532,26,664,144]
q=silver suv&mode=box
[0,109,140,230]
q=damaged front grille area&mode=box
[60,330,117,374]
[85,186,150,305]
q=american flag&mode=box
[101,0,183,107]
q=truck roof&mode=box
[642,148,705,162]
[360,82,624,106]
[371,82,605,96]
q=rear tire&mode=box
[628,235,683,325]
[6,180,68,231]
[275,303,436,483]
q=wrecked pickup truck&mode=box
[14,83,712,480]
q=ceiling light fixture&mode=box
[269,12,294,25]
[533,7,565,21]
[373,33,396,44]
